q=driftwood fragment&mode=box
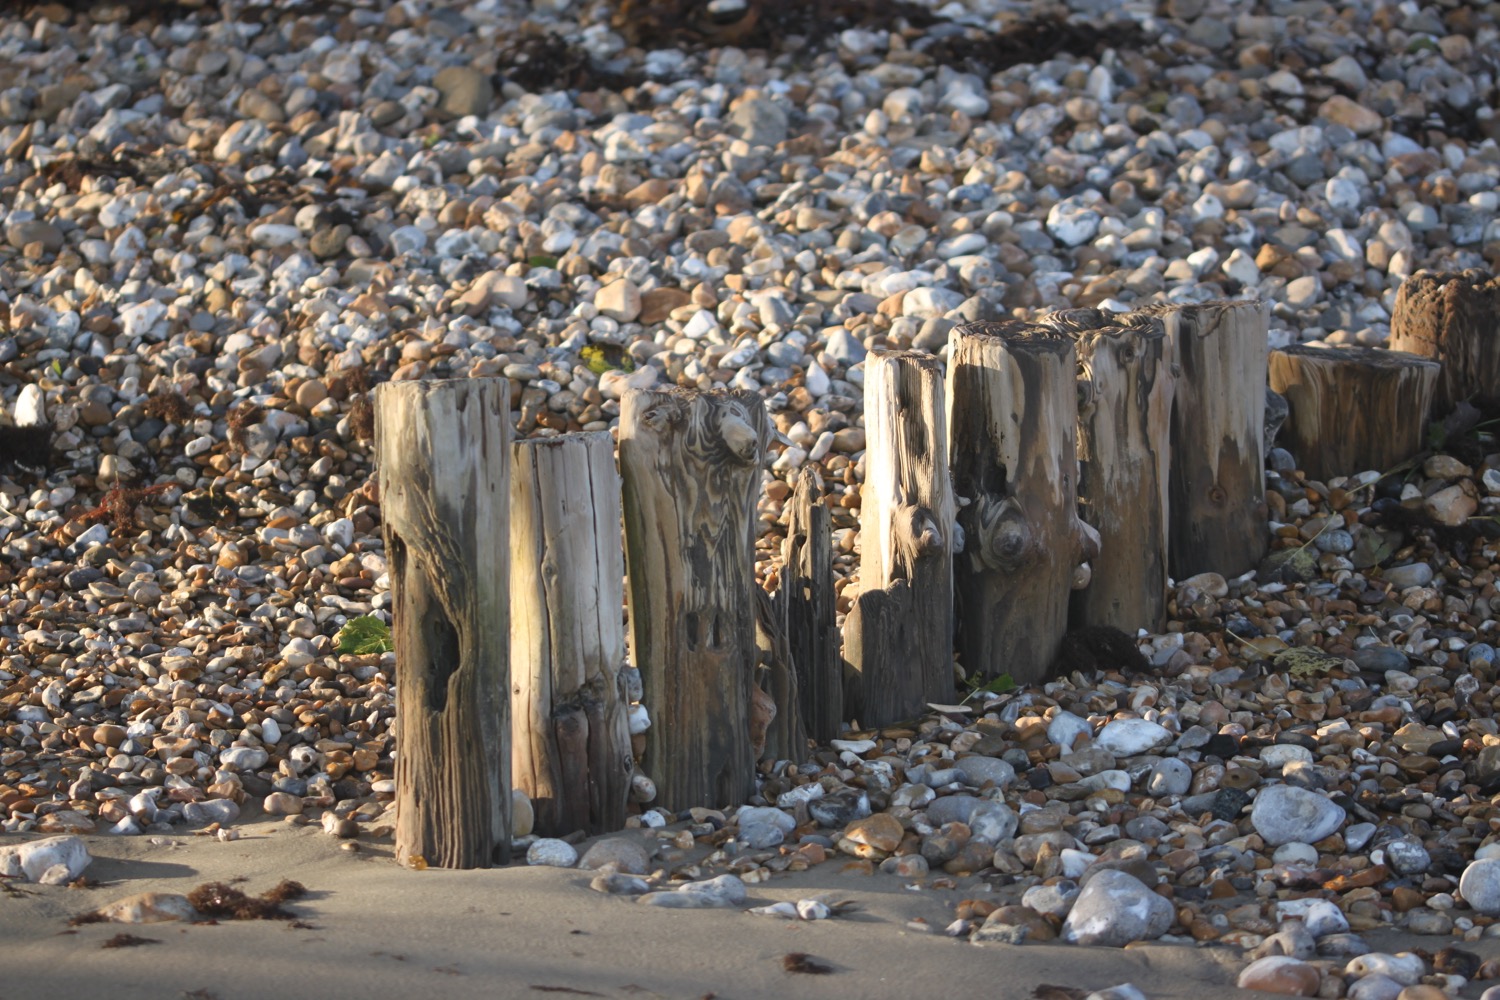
[1268,345,1441,480]
[1389,269,1500,415]
[375,378,511,869]
[947,323,1097,686]
[510,432,631,838]
[619,387,769,811]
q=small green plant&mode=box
[960,671,1015,704]
[527,254,558,268]
[336,615,393,655]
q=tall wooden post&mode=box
[1142,300,1269,581]
[510,432,632,838]
[846,350,955,726]
[375,378,511,869]
[784,468,840,743]
[1269,346,1441,480]
[1039,309,1177,634]
[619,387,769,811]
[1389,269,1500,415]
[948,324,1097,686]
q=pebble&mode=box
[577,837,651,875]
[0,835,91,883]
[1237,956,1321,996]
[1250,786,1346,847]
[1460,859,1500,915]
[525,839,578,868]
[95,891,197,924]
[1060,870,1172,947]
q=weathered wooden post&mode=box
[1038,309,1176,634]
[1389,269,1500,415]
[1142,300,1269,581]
[948,323,1097,686]
[845,350,955,726]
[1269,346,1441,480]
[619,387,769,811]
[375,378,511,869]
[783,468,840,744]
[510,432,632,838]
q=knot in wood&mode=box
[973,494,1031,572]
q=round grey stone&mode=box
[1250,785,1345,847]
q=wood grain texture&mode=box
[850,350,955,725]
[1268,346,1440,480]
[1389,269,1500,415]
[1039,309,1177,634]
[783,468,839,744]
[510,432,631,838]
[1141,300,1269,581]
[375,378,511,869]
[756,583,803,764]
[619,387,769,811]
[947,324,1096,686]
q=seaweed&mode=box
[347,397,375,443]
[102,933,160,948]
[75,481,176,534]
[142,391,193,425]
[1052,625,1151,677]
[500,30,640,93]
[0,425,54,472]
[922,15,1146,77]
[781,952,833,974]
[226,403,264,454]
[185,880,303,921]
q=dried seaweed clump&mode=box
[347,397,375,443]
[76,481,176,534]
[226,403,264,453]
[0,424,54,472]
[102,933,160,948]
[142,390,193,424]
[1052,625,1150,677]
[186,879,307,920]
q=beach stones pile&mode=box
[0,0,1498,989]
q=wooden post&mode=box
[1389,269,1500,415]
[1038,309,1177,634]
[846,350,954,726]
[1142,300,1269,581]
[619,387,769,811]
[947,323,1097,686]
[375,378,511,869]
[1268,346,1440,480]
[783,468,840,744]
[755,584,803,763]
[510,432,632,838]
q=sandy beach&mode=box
[1,818,1309,1000]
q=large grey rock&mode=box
[1250,785,1345,846]
[1095,718,1171,756]
[1061,869,1172,946]
[1461,858,1500,914]
[0,835,92,883]
[434,66,493,117]
[727,97,787,147]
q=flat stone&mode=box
[837,813,903,857]
[1250,785,1345,847]
[1237,956,1321,996]
[577,836,651,875]
[434,65,493,117]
